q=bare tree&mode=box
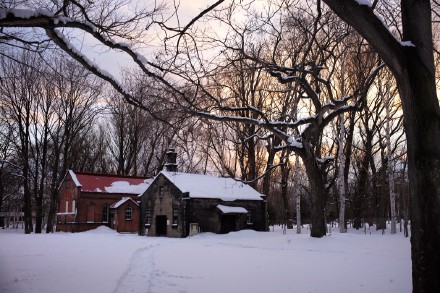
[29,62,57,233]
[0,50,42,233]
[46,55,104,233]
[181,2,381,237]
[107,88,178,177]
[0,124,21,220]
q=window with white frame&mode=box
[72,199,76,213]
[65,200,69,213]
[125,206,132,220]
[102,204,109,222]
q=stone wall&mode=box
[140,173,267,237]
[141,174,184,237]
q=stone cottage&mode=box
[139,151,267,237]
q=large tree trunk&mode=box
[399,56,440,293]
[399,4,440,291]
[301,149,327,237]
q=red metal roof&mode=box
[72,171,152,194]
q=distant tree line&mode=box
[1,21,410,238]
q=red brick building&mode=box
[109,197,140,233]
[56,170,152,233]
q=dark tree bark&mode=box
[46,144,60,233]
[343,111,356,192]
[280,156,292,228]
[33,91,53,233]
[295,121,332,237]
[373,161,388,230]
[262,141,276,198]
[322,1,440,292]
[353,104,376,229]
[300,145,327,237]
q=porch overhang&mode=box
[217,204,248,214]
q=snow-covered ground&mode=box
[0,225,411,293]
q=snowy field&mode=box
[0,225,411,293]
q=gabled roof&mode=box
[158,171,264,201]
[68,170,152,195]
[110,197,138,209]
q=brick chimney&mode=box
[164,148,177,172]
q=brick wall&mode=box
[112,201,139,233]
[57,172,140,233]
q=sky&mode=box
[79,1,224,78]
[75,0,270,79]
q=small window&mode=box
[103,204,109,222]
[247,211,253,225]
[72,200,76,213]
[159,186,164,198]
[125,206,132,221]
[172,209,178,225]
[146,209,152,226]
[65,200,69,213]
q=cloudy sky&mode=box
[84,1,221,78]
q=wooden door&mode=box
[156,215,167,236]
[221,215,236,234]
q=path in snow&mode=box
[113,240,188,293]
[0,227,411,293]
[112,243,158,293]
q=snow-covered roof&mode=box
[110,197,138,209]
[69,170,82,187]
[217,205,248,214]
[68,170,152,195]
[159,171,264,201]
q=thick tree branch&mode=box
[322,0,404,76]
